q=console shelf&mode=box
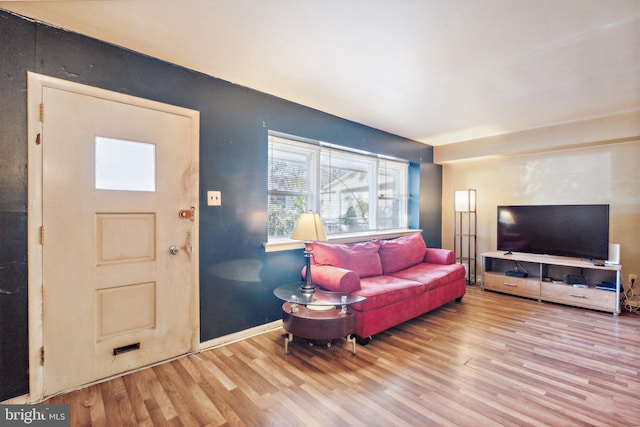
[481,251,622,315]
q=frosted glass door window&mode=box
[95,137,156,192]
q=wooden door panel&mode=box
[96,213,156,264]
[97,282,156,339]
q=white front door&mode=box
[28,73,199,398]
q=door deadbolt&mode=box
[169,246,180,255]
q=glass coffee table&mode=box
[273,282,365,354]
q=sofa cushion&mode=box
[311,241,383,278]
[389,263,466,291]
[378,233,427,274]
[350,275,424,311]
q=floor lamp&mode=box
[454,189,477,285]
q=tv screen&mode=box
[497,204,609,260]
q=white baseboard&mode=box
[199,320,283,351]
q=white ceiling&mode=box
[2,0,639,146]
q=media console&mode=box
[481,251,622,315]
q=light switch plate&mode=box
[207,191,221,206]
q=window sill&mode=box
[263,229,421,253]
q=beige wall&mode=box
[441,140,640,288]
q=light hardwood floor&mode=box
[44,286,640,426]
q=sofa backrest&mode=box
[378,232,427,274]
[311,240,383,277]
[311,232,428,277]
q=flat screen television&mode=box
[497,204,609,260]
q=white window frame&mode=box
[266,132,413,252]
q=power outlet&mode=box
[207,191,221,206]
[629,274,638,284]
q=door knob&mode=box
[169,246,180,255]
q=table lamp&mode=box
[291,211,328,295]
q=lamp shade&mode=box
[291,211,328,242]
[454,189,476,212]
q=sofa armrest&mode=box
[303,265,361,293]
[423,248,455,265]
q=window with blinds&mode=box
[268,133,408,241]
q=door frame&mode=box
[26,72,200,401]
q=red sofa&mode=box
[307,232,466,342]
